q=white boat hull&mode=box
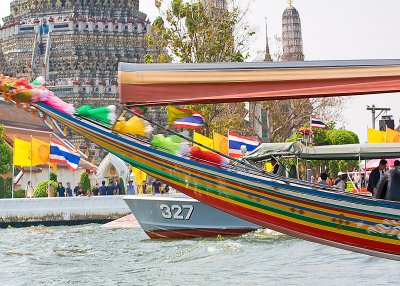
[123,194,260,238]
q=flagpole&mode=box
[385,125,388,143]
[48,134,51,198]
[227,128,230,155]
[30,135,32,191]
[12,135,15,199]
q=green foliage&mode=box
[288,126,359,146]
[50,172,58,182]
[326,129,359,145]
[144,54,154,64]
[119,177,126,195]
[14,189,25,199]
[80,172,91,192]
[33,180,57,198]
[146,0,254,63]
[0,176,3,196]
[187,102,247,137]
[0,176,12,199]
[0,125,12,175]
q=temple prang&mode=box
[0,0,154,163]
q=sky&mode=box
[1,0,400,143]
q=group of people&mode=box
[137,177,172,195]
[25,176,174,198]
[122,177,172,195]
[54,178,124,197]
[55,181,92,197]
[150,178,170,195]
[315,159,400,195]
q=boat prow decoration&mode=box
[2,59,400,260]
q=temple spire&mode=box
[282,1,304,61]
[264,17,272,62]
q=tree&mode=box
[50,172,58,182]
[146,0,254,136]
[147,0,254,63]
[119,177,126,195]
[34,180,57,198]
[248,97,345,143]
[80,172,91,193]
[188,102,247,136]
[0,125,12,175]
[327,129,359,145]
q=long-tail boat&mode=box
[2,59,400,260]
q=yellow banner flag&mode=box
[132,167,147,184]
[368,128,385,144]
[213,132,228,155]
[194,132,213,151]
[386,127,400,143]
[13,138,32,166]
[31,138,50,166]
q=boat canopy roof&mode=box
[245,142,400,161]
[299,143,400,160]
[244,142,305,161]
[118,59,400,106]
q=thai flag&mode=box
[228,131,260,158]
[311,116,327,129]
[49,141,80,171]
[173,114,205,130]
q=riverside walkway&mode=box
[0,195,131,228]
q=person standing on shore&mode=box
[25,181,34,198]
[107,180,115,195]
[99,181,107,196]
[56,182,66,197]
[141,180,147,194]
[113,178,121,195]
[126,180,137,195]
[152,179,162,195]
[73,183,81,196]
[92,182,100,196]
[66,182,73,197]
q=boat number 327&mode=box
[160,204,194,220]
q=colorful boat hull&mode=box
[123,194,260,238]
[34,103,400,261]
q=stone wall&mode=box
[0,195,131,227]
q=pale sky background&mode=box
[1,0,400,143]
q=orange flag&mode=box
[213,132,228,155]
[31,138,50,166]
[386,128,400,143]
